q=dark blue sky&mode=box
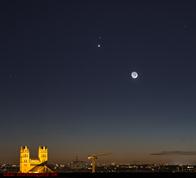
[0,0,196,164]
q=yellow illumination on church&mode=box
[20,146,50,173]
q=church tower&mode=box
[20,145,50,173]
[38,146,48,163]
[20,146,31,173]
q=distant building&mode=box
[20,146,53,173]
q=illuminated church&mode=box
[20,146,53,173]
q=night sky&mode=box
[0,1,196,164]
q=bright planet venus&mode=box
[131,72,138,79]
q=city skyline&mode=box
[0,1,196,164]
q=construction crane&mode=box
[88,153,111,173]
